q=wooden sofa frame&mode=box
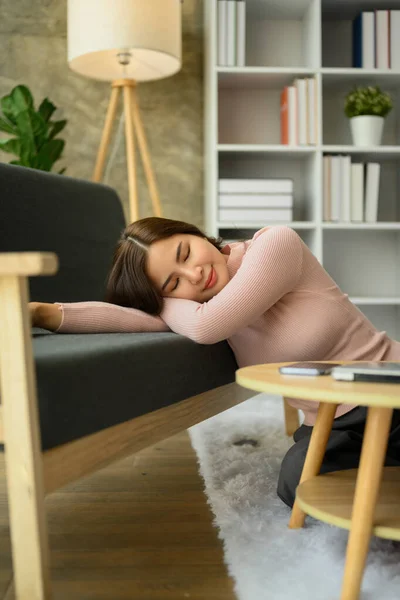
[0,252,299,599]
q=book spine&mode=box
[218,179,294,193]
[218,1,228,66]
[307,78,316,145]
[353,13,362,68]
[323,156,331,221]
[376,10,390,69]
[219,194,293,208]
[226,0,237,67]
[330,156,341,222]
[288,86,297,145]
[363,12,375,68]
[340,155,351,222]
[390,11,400,69]
[280,87,289,145]
[365,163,381,223]
[295,79,307,145]
[236,0,246,67]
[350,163,364,222]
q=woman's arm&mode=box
[30,301,170,333]
[160,226,303,344]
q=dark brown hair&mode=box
[104,217,225,315]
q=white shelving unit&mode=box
[204,0,400,339]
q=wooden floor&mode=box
[0,431,236,600]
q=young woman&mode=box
[30,217,400,508]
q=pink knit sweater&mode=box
[55,226,400,426]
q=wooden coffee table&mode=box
[236,361,400,600]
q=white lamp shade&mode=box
[68,0,182,82]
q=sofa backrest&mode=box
[0,163,125,303]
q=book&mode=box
[350,163,364,222]
[306,78,317,145]
[390,11,400,69]
[218,208,293,222]
[280,86,297,145]
[375,10,390,69]
[218,178,294,194]
[330,156,341,222]
[226,0,236,67]
[219,194,293,208]
[353,12,374,68]
[218,1,228,66]
[294,78,307,145]
[365,163,381,222]
[236,0,246,67]
[323,156,331,221]
[340,155,351,222]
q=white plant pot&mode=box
[350,115,385,147]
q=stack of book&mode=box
[323,156,381,223]
[218,178,293,223]
[280,78,318,145]
[353,10,400,68]
[217,0,246,67]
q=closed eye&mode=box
[171,246,190,291]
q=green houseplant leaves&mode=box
[344,86,393,119]
[0,84,67,173]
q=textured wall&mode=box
[0,0,204,227]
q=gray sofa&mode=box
[0,163,260,599]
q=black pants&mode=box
[277,406,400,509]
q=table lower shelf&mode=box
[296,467,400,540]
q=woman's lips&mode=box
[205,266,217,290]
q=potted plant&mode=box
[0,84,67,173]
[344,85,393,147]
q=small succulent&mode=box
[344,86,393,119]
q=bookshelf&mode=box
[204,0,400,340]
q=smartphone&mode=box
[331,362,400,383]
[279,362,341,376]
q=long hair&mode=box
[104,217,225,315]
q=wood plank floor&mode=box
[0,431,236,600]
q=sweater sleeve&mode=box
[54,301,170,334]
[160,226,303,344]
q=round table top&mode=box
[236,361,400,409]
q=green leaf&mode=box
[15,110,47,155]
[0,116,17,134]
[39,98,56,122]
[58,167,66,175]
[1,94,17,125]
[37,139,65,169]
[9,159,23,166]
[48,119,67,140]
[11,85,34,114]
[0,137,21,156]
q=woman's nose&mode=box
[181,265,203,284]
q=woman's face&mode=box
[146,234,230,302]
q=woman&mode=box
[30,217,400,508]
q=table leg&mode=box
[340,406,392,600]
[289,402,337,529]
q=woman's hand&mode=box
[29,302,62,331]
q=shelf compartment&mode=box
[218,153,320,222]
[322,68,400,86]
[297,467,400,540]
[245,0,320,68]
[323,229,400,298]
[322,0,400,68]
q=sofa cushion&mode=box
[32,328,237,451]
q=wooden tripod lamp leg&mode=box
[92,84,120,183]
[0,275,51,599]
[123,83,139,223]
[131,86,163,218]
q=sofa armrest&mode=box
[0,252,58,277]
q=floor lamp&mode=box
[67,0,182,224]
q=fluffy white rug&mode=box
[188,394,400,600]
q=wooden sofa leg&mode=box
[283,398,300,437]
[0,275,51,599]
